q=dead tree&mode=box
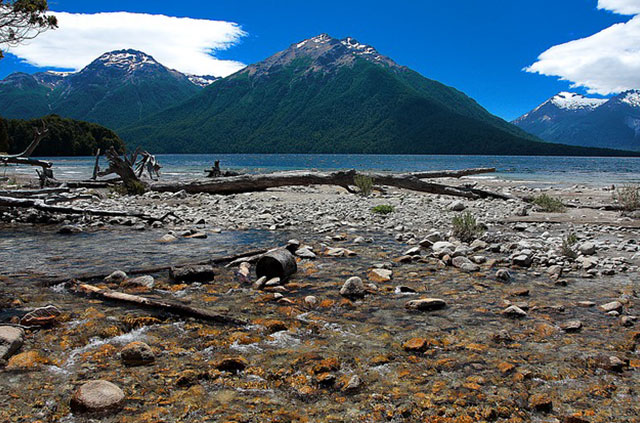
[0,121,52,171]
[97,147,146,193]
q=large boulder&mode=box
[340,277,366,298]
[20,305,61,327]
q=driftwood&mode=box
[151,169,510,200]
[73,282,246,325]
[0,187,71,197]
[0,121,51,169]
[521,195,624,211]
[97,147,143,191]
[410,168,495,179]
[0,195,177,222]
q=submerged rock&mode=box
[70,380,125,414]
[405,298,447,311]
[120,341,155,366]
[170,265,215,283]
[340,277,366,298]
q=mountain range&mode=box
[0,35,636,156]
[513,91,640,151]
[0,50,217,130]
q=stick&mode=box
[73,282,246,326]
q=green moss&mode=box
[532,194,566,213]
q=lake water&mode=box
[5,154,640,185]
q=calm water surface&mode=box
[6,154,640,185]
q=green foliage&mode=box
[613,185,640,211]
[371,204,394,215]
[117,59,633,156]
[532,194,566,213]
[0,0,57,59]
[561,232,578,259]
[452,211,485,242]
[4,114,125,156]
[0,117,8,152]
[354,174,373,196]
[111,180,147,196]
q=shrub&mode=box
[371,204,394,215]
[561,232,578,259]
[111,180,147,196]
[452,211,485,242]
[532,194,566,213]
[354,174,373,197]
[613,184,640,211]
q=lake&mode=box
[6,154,640,185]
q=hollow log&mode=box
[73,282,246,326]
[256,249,297,281]
[150,169,510,200]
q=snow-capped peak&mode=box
[549,92,607,111]
[619,90,640,108]
[187,74,219,88]
[96,49,159,72]
[45,70,74,77]
[341,37,377,55]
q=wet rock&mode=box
[560,320,582,332]
[120,341,155,366]
[403,337,429,352]
[0,326,24,360]
[529,394,553,412]
[595,355,627,372]
[495,269,512,281]
[470,239,488,251]
[264,277,282,287]
[341,374,362,392]
[158,234,177,243]
[403,246,421,256]
[579,242,596,256]
[599,301,623,313]
[340,277,366,298]
[215,356,248,373]
[395,285,417,294]
[6,350,48,370]
[432,241,455,253]
[368,268,392,283]
[405,298,447,312]
[170,265,215,283]
[20,305,61,327]
[304,296,318,307]
[58,224,83,234]
[452,256,480,272]
[621,315,637,327]
[104,270,127,283]
[512,254,532,267]
[295,248,317,259]
[121,275,154,289]
[70,380,125,414]
[492,329,513,343]
[252,276,267,290]
[502,305,527,318]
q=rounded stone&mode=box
[120,341,155,366]
[70,380,125,414]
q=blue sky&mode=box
[0,0,635,121]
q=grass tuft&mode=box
[452,211,485,242]
[371,204,394,215]
[532,194,566,213]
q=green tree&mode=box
[0,117,8,152]
[0,0,57,59]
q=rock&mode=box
[621,315,637,327]
[252,276,267,290]
[58,224,83,234]
[20,305,61,327]
[495,269,512,282]
[451,256,480,272]
[403,337,429,352]
[104,270,127,283]
[547,265,563,277]
[6,350,48,370]
[341,374,362,392]
[403,246,421,256]
[0,326,24,360]
[70,380,125,414]
[405,298,447,312]
[514,205,529,216]
[560,320,582,332]
[185,231,207,239]
[169,265,215,283]
[304,296,318,307]
[432,241,455,253]
[449,201,466,211]
[158,234,177,243]
[502,305,527,318]
[368,268,392,283]
[120,341,155,366]
[121,275,154,289]
[340,277,366,298]
[599,301,623,313]
[579,242,596,256]
[264,277,282,287]
[470,239,488,251]
[529,394,553,412]
[295,248,317,259]
[512,254,532,267]
[215,356,248,373]
[595,355,627,372]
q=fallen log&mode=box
[410,167,496,179]
[73,282,246,326]
[0,187,71,197]
[150,169,509,200]
[0,195,177,222]
[0,156,52,169]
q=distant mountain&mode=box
[514,91,640,151]
[0,50,214,129]
[121,34,621,155]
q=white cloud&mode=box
[3,11,247,77]
[525,1,640,95]
[598,0,640,15]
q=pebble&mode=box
[121,275,155,288]
[368,268,392,282]
[104,270,127,283]
[70,380,125,414]
[495,269,512,281]
[451,256,480,272]
[0,326,24,360]
[405,298,447,311]
[502,305,527,318]
[599,301,623,313]
[120,341,155,366]
[560,320,582,332]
